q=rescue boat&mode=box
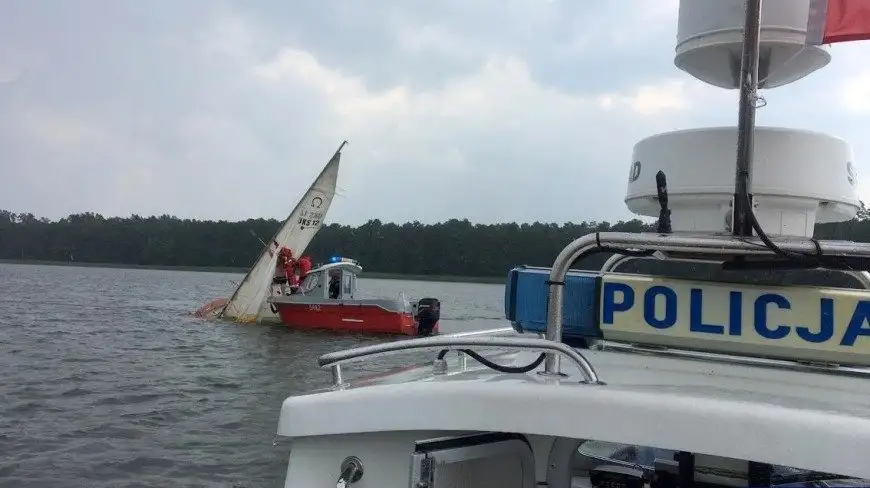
[266,255,441,336]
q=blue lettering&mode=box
[601,282,634,324]
[841,301,870,346]
[689,288,724,334]
[729,291,742,336]
[753,294,791,340]
[643,286,677,329]
[601,282,870,350]
[795,298,834,343]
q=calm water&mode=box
[0,263,505,487]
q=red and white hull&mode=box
[268,297,440,336]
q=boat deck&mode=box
[278,335,870,479]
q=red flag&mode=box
[807,0,870,44]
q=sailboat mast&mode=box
[733,0,764,237]
[334,140,349,159]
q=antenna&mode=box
[732,0,763,237]
[624,1,857,240]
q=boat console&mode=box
[296,256,362,300]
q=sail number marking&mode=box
[298,218,321,227]
[298,208,325,228]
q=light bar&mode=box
[329,256,357,264]
[504,267,870,366]
[504,266,599,346]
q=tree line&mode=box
[1,207,870,279]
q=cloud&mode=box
[599,80,693,116]
[839,70,870,114]
[1,1,869,226]
[246,37,728,223]
[17,108,110,149]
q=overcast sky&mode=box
[2,1,869,225]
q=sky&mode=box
[2,1,870,226]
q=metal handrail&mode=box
[438,327,519,338]
[601,253,870,289]
[318,335,601,384]
[545,232,870,374]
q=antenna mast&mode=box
[732,0,763,237]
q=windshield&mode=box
[299,273,319,293]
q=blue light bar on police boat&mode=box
[329,256,357,264]
[504,266,600,345]
[504,266,870,366]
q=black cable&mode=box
[727,0,852,271]
[656,170,672,234]
[738,172,835,268]
[727,166,867,272]
[436,349,546,374]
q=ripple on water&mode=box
[0,263,504,486]
[95,393,167,406]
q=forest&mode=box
[1,207,870,278]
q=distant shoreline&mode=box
[0,259,503,284]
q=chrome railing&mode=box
[437,326,535,338]
[318,335,601,387]
[545,232,870,375]
[601,253,870,289]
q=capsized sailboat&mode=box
[194,140,346,323]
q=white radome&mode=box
[625,127,859,237]
[675,0,830,89]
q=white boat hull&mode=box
[256,300,281,324]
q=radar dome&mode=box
[675,0,830,89]
[625,127,859,238]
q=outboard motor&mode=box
[414,298,440,337]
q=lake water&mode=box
[0,263,506,487]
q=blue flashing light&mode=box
[328,256,359,265]
[504,266,601,345]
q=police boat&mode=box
[273,1,870,487]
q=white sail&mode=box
[219,141,346,323]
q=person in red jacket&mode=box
[271,247,296,295]
[297,256,313,280]
[282,251,298,290]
